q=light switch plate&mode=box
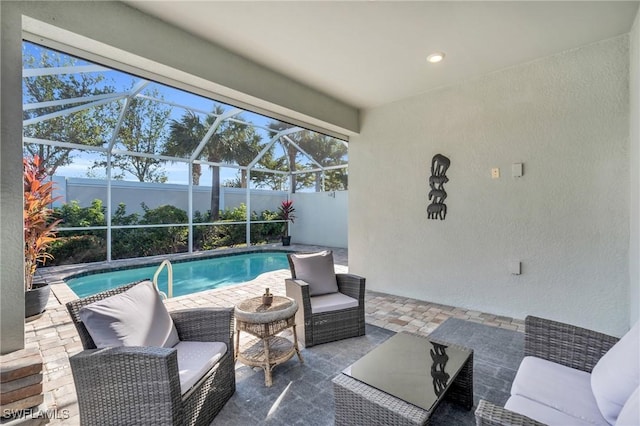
[491,168,500,179]
[512,163,523,178]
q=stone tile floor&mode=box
[20,244,524,425]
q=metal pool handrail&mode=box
[153,259,173,299]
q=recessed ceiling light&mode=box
[427,52,445,64]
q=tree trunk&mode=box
[240,169,247,188]
[315,171,322,192]
[210,165,220,221]
[192,163,201,185]
[288,147,297,193]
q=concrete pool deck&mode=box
[24,244,524,424]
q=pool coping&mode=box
[37,243,345,306]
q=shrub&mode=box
[50,201,283,262]
[55,199,106,227]
[50,233,106,264]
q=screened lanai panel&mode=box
[129,83,223,161]
[252,143,289,171]
[194,109,265,169]
[24,100,123,152]
[23,40,349,263]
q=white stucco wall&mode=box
[291,191,348,248]
[630,9,640,328]
[350,36,630,336]
[0,3,26,354]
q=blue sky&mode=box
[23,41,288,186]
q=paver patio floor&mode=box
[22,244,524,424]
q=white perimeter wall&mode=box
[350,36,631,336]
[291,191,347,248]
[54,177,288,215]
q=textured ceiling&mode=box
[126,1,639,109]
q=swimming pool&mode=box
[66,251,290,298]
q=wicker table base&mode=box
[238,336,299,386]
[332,333,473,425]
[235,296,303,387]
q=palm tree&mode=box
[165,111,205,185]
[165,105,261,220]
[297,132,348,191]
[267,122,302,192]
[266,122,347,192]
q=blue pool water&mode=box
[66,252,289,298]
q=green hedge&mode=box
[49,200,283,265]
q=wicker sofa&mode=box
[475,316,639,426]
[66,281,236,426]
[285,250,365,347]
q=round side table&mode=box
[234,295,304,386]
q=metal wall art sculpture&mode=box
[428,154,450,220]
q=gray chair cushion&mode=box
[615,386,639,426]
[79,280,180,348]
[174,341,227,395]
[289,250,339,296]
[310,292,358,314]
[591,321,640,425]
[511,356,608,425]
[505,395,601,426]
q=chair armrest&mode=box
[171,307,234,347]
[285,278,312,322]
[524,316,618,373]
[336,273,365,302]
[70,347,182,422]
[475,400,546,426]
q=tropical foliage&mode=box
[277,200,296,237]
[165,106,262,220]
[23,42,348,194]
[90,88,171,182]
[24,155,61,290]
[50,201,282,264]
[22,45,117,175]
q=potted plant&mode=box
[277,200,296,246]
[24,155,61,318]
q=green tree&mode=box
[165,105,262,220]
[165,110,205,185]
[296,132,349,191]
[91,88,170,182]
[267,122,302,192]
[265,122,347,192]
[249,156,289,190]
[22,43,118,174]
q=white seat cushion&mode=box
[79,280,180,348]
[615,386,639,426]
[310,292,358,314]
[511,356,608,425]
[506,395,602,426]
[174,341,227,395]
[592,321,640,425]
[289,250,339,296]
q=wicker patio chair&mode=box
[285,251,365,347]
[475,315,620,426]
[66,282,235,426]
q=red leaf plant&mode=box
[277,200,296,237]
[24,155,62,291]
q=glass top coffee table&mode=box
[332,332,473,425]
